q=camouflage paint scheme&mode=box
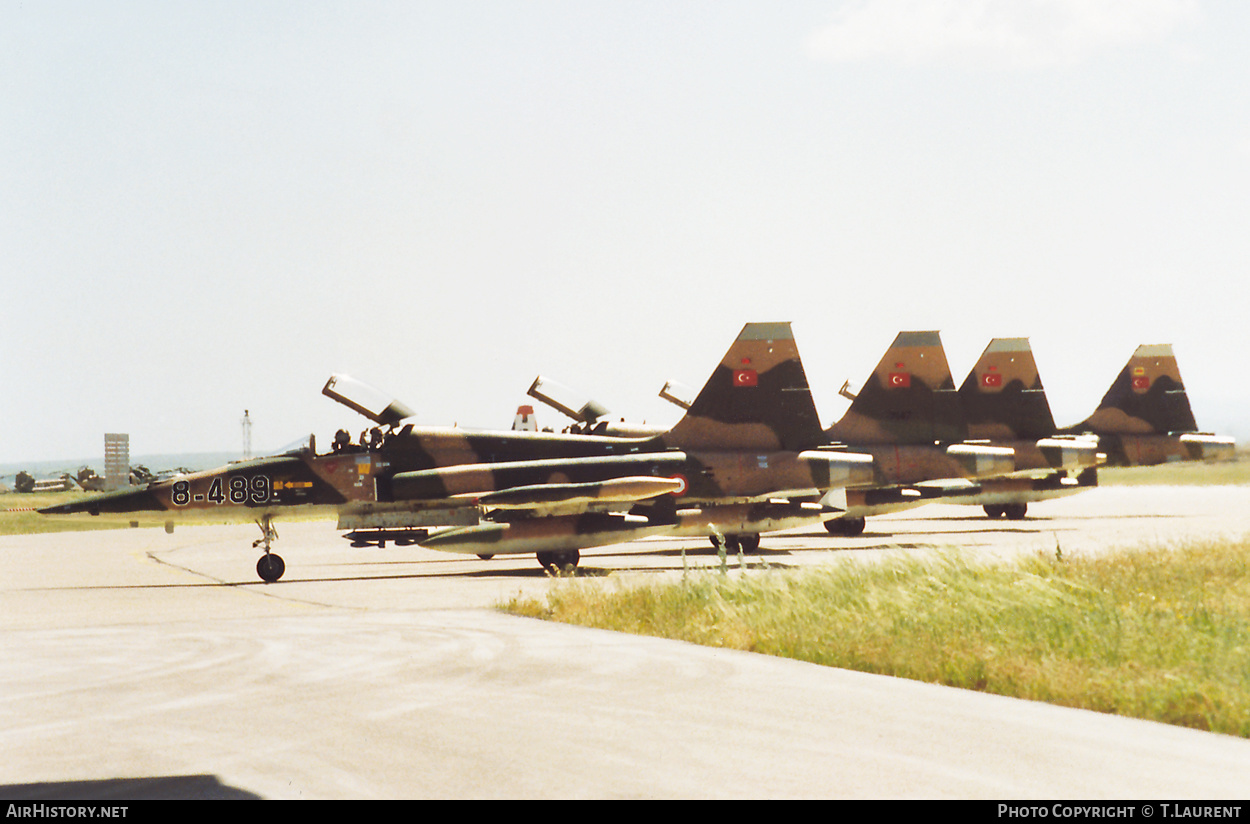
[419,322,875,560]
[946,337,1102,519]
[949,340,1233,519]
[42,323,875,578]
[818,331,1021,533]
[1060,344,1235,466]
[40,325,1232,575]
[824,332,1021,484]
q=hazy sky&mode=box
[3,0,1247,465]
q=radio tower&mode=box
[242,410,253,460]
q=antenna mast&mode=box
[242,410,253,460]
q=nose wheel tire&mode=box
[256,553,286,583]
[253,515,284,582]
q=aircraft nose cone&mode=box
[38,487,165,516]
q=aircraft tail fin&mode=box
[825,331,964,444]
[1068,344,1198,435]
[662,322,826,452]
[958,338,1057,441]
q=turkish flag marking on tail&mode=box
[733,369,758,387]
[1132,376,1150,390]
[982,373,1003,388]
[888,372,911,388]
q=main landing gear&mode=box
[707,533,761,553]
[824,516,866,536]
[536,550,580,573]
[983,503,1027,520]
[254,514,285,583]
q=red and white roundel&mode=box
[667,474,688,496]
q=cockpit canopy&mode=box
[322,374,416,426]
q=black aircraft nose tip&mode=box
[37,487,165,516]
[36,499,97,516]
[36,503,80,516]
[38,501,107,516]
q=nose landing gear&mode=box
[253,515,285,583]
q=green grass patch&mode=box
[1099,453,1250,487]
[504,538,1250,737]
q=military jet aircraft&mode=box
[41,323,876,580]
[940,337,1102,519]
[536,331,1039,540]
[412,322,878,563]
[1060,344,1235,465]
[944,341,1234,519]
[816,331,1103,535]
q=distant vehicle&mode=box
[14,472,77,493]
[74,467,106,492]
[11,471,75,493]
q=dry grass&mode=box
[1100,454,1250,487]
[504,537,1250,737]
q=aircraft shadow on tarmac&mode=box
[100,510,1185,589]
[1,775,262,800]
[926,513,1187,523]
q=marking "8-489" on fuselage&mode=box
[171,476,272,506]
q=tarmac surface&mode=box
[4,485,1250,799]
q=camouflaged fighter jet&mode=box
[414,322,876,565]
[944,340,1233,520]
[40,323,876,580]
[940,338,1102,519]
[1058,344,1235,467]
[526,331,1096,540]
[816,331,1101,536]
[641,331,1028,538]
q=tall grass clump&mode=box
[504,538,1250,737]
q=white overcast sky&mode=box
[3,0,1247,465]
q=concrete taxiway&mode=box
[3,485,1250,798]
